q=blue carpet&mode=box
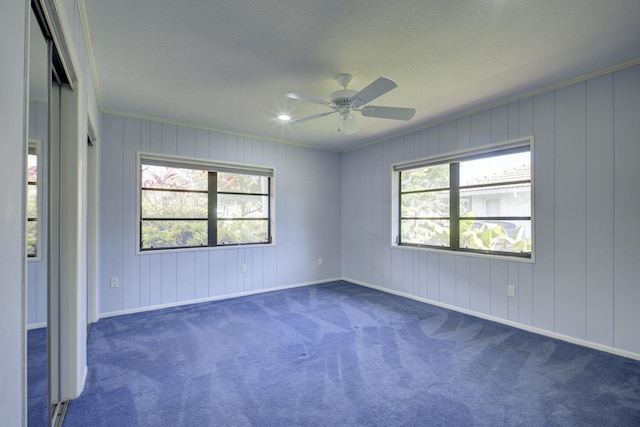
[28,327,48,426]
[62,281,640,426]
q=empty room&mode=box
[2,0,640,426]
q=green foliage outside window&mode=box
[398,147,532,257]
[140,163,270,250]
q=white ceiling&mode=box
[81,0,640,151]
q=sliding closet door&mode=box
[26,6,51,426]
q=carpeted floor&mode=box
[59,280,639,426]
[28,327,48,426]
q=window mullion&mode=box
[208,172,217,247]
[450,162,460,251]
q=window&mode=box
[27,142,40,259]
[394,138,532,259]
[139,153,273,251]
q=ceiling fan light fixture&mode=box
[342,112,358,135]
[277,114,291,121]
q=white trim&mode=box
[346,277,640,362]
[390,244,535,264]
[103,109,339,152]
[392,136,533,171]
[27,322,47,330]
[139,151,275,176]
[99,278,341,319]
[76,0,103,111]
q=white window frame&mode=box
[136,152,276,254]
[391,136,534,263]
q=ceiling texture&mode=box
[81,0,640,151]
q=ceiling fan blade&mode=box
[289,111,335,124]
[360,106,416,121]
[351,77,398,107]
[285,92,335,107]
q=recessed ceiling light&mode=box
[277,114,291,121]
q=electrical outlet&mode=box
[241,263,247,273]
[110,277,119,288]
[318,257,323,266]
[507,285,516,298]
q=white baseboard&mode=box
[345,277,640,362]
[99,277,343,319]
[27,322,46,330]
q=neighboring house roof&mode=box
[467,164,530,186]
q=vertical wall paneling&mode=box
[468,257,491,314]
[148,254,162,305]
[176,252,196,302]
[455,256,470,309]
[139,121,151,306]
[507,261,519,322]
[381,141,394,287]
[439,121,457,154]
[490,104,509,143]
[225,249,239,294]
[275,142,288,287]
[427,253,440,301]
[470,109,491,147]
[531,91,555,331]
[508,101,520,140]
[209,131,225,159]
[585,74,614,346]
[194,251,209,299]
[161,123,177,155]
[613,65,640,354]
[209,249,226,296]
[490,260,508,319]
[554,82,587,339]
[517,263,533,325]
[373,143,385,287]
[438,255,456,305]
[122,117,141,309]
[195,128,209,159]
[100,115,124,311]
[99,112,342,313]
[456,116,471,150]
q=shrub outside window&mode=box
[395,138,532,260]
[139,153,273,251]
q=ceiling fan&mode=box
[284,74,416,135]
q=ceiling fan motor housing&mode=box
[330,89,357,112]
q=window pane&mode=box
[27,221,37,257]
[141,165,207,190]
[28,153,38,182]
[141,220,207,249]
[141,190,208,219]
[401,191,449,218]
[218,173,267,194]
[460,151,530,186]
[27,184,38,219]
[401,165,449,191]
[460,184,531,217]
[401,219,450,247]
[460,219,531,253]
[218,220,268,245]
[217,194,268,219]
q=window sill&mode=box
[391,243,535,264]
